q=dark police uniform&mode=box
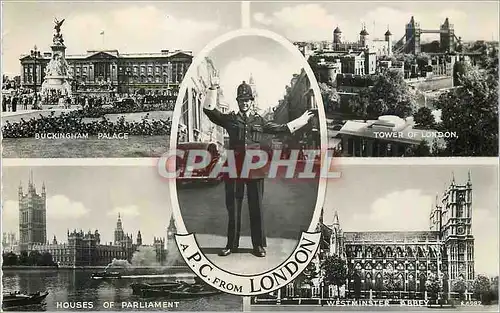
[203,82,305,254]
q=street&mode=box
[177,177,319,240]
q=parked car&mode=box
[176,142,224,186]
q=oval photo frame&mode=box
[167,28,328,296]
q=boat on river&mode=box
[91,271,121,280]
[130,281,182,295]
[2,291,49,309]
[137,282,221,299]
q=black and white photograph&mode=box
[1,165,243,311]
[250,1,499,157]
[1,1,241,158]
[172,33,326,274]
[250,161,499,311]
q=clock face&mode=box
[457,226,465,235]
[458,193,465,202]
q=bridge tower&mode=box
[405,16,421,54]
[440,17,455,53]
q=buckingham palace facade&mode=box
[20,49,192,95]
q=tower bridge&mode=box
[394,16,462,54]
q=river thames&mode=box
[2,269,242,311]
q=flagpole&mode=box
[100,31,105,50]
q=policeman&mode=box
[203,71,313,258]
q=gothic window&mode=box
[385,263,394,271]
[396,263,404,271]
[396,247,404,258]
[428,248,435,258]
[417,247,425,258]
[366,248,372,258]
[375,263,383,270]
[355,263,362,270]
[375,273,384,291]
[375,247,384,258]
[408,274,416,291]
[418,274,426,292]
[418,263,426,271]
[458,243,465,261]
[386,247,393,258]
[429,263,437,271]
[355,246,362,258]
[365,273,373,290]
[365,263,372,270]
[408,263,415,271]
[406,247,414,258]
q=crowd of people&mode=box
[2,112,177,138]
[2,92,41,112]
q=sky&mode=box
[1,1,241,76]
[251,1,499,43]
[204,35,304,113]
[323,164,499,277]
[2,166,173,246]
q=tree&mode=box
[414,107,437,129]
[473,275,491,303]
[425,272,442,300]
[297,260,319,287]
[19,251,29,265]
[321,254,347,299]
[28,250,42,266]
[489,276,498,303]
[383,270,404,298]
[319,82,339,113]
[296,260,319,298]
[2,252,19,266]
[453,60,469,87]
[349,71,417,119]
[39,252,55,266]
[434,66,498,156]
[451,277,467,300]
[407,140,431,156]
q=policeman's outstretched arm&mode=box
[287,110,315,134]
[202,70,227,127]
[203,71,219,111]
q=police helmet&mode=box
[236,81,254,101]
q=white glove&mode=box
[287,110,314,133]
[209,69,220,90]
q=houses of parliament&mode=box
[6,174,177,267]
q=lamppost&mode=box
[30,45,42,107]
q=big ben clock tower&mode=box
[441,172,475,299]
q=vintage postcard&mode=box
[1,0,499,312]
